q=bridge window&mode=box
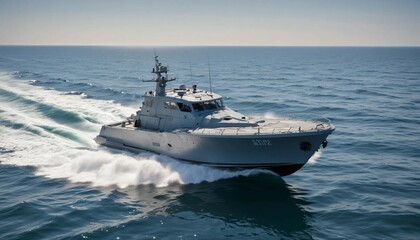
[203,101,217,110]
[192,99,224,112]
[164,101,178,110]
[192,102,205,112]
[216,99,224,108]
[177,103,192,112]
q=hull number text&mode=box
[252,139,272,146]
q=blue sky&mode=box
[0,0,419,46]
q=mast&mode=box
[143,52,176,96]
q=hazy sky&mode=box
[0,0,419,46]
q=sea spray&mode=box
[0,73,266,188]
[34,150,265,188]
[308,151,322,164]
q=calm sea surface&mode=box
[0,46,419,239]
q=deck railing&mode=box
[191,118,333,136]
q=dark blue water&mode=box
[0,46,419,239]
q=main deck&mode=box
[189,118,333,136]
[107,117,333,136]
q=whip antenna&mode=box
[207,55,213,96]
[189,61,193,86]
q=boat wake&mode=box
[0,73,265,188]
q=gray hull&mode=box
[96,124,333,176]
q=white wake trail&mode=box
[0,73,263,188]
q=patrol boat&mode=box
[95,55,335,176]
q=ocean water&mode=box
[0,46,419,239]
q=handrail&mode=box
[188,118,332,136]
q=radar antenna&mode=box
[143,50,176,95]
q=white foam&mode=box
[0,73,135,126]
[34,150,261,188]
[0,73,263,188]
[308,151,322,164]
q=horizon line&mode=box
[1,44,420,48]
